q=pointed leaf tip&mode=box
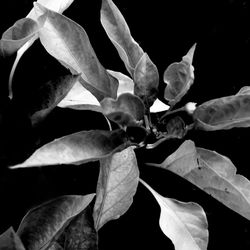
[140,179,208,250]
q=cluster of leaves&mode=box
[1,0,250,249]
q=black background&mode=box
[0,0,250,249]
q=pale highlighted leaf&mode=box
[0,17,46,56]
[164,43,196,106]
[35,3,118,101]
[150,98,170,113]
[134,53,159,107]
[140,179,208,250]
[0,227,25,250]
[101,0,144,75]
[94,146,139,230]
[28,74,81,126]
[10,129,130,169]
[100,93,145,126]
[17,194,95,250]
[148,140,250,220]
[193,87,250,130]
[107,70,134,96]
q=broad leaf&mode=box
[45,203,97,250]
[100,93,145,126]
[57,81,100,108]
[94,146,139,230]
[134,53,159,108]
[193,87,250,130]
[35,3,118,101]
[0,227,25,250]
[140,179,208,250]
[107,70,134,96]
[148,140,250,220]
[17,194,95,250]
[101,0,144,76]
[0,17,46,56]
[10,129,130,169]
[164,43,196,106]
[27,73,81,126]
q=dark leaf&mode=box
[100,0,144,76]
[35,3,118,101]
[28,74,81,126]
[17,194,95,250]
[193,87,250,130]
[94,146,139,230]
[47,204,98,250]
[165,116,187,139]
[10,129,130,169]
[0,227,25,250]
[100,93,145,126]
[164,43,196,106]
[133,53,159,108]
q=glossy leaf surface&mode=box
[140,179,208,250]
[193,88,250,130]
[164,43,196,106]
[28,74,81,126]
[0,227,25,250]
[35,3,118,101]
[148,140,250,220]
[100,93,145,126]
[101,0,144,75]
[17,194,95,250]
[134,53,159,107]
[10,129,129,169]
[94,146,139,230]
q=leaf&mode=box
[164,43,196,106]
[45,203,97,250]
[150,98,170,113]
[100,93,145,126]
[27,73,81,126]
[57,81,100,108]
[7,0,75,98]
[236,86,250,95]
[193,88,250,130]
[10,129,130,169]
[148,140,250,220]
[165,116,187,139]
[140,179,208,250]
[107,70,134,96]
[17,194,95,250]
[0,17,46,56]
[35,3,118,101]
[94,146,139,230]
[0,227,25,250]
[134,53,159,108]
[101,0,144,75]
